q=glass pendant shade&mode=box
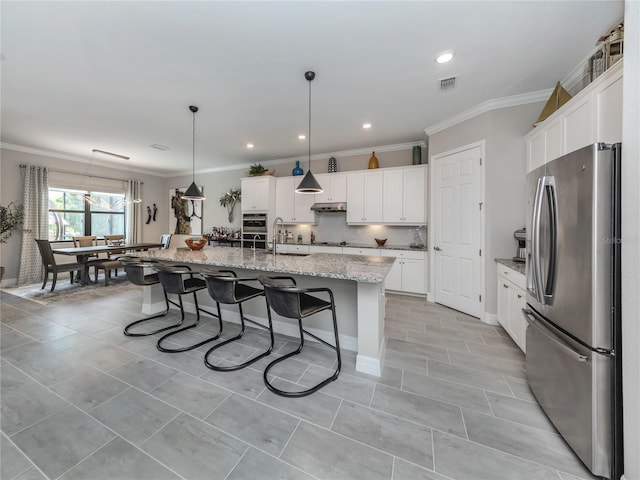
[182,181,205,200]
[295,170,323,194]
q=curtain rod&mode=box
[20,164,144,185]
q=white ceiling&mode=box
[0,1,624,176]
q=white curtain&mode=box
[18,165,49,285]
[125,179,142,243]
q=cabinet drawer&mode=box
[284,244,310,254]
[308,245,342,254]
[342,247,380,256]
[380,249,425,260]
[498,265,525,290]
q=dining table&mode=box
[52,242,164,285]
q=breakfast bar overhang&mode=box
[135,248,395,377]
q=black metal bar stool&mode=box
[258,275,341,397]
[202,271,273,371]
[120,258,186,337]
[154,264,223,353]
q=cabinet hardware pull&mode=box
[503,284,509,288]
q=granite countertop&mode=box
[495,258,526,275]
[278,242,427,252]
[135,247,395,284]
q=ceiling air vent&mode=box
[439,76,457,91]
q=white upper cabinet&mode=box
[241,176,275,212]
[563,95,593,154]
[526,61,622,172]
[382,165,426,224]
[275,177,316,224]
[594,66,623,144]
[346,171,383,224]
[314,174,347,203]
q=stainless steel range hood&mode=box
[310,202,347,213]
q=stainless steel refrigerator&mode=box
[523,143,623,480]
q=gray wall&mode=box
[428,102,543,316]
[0,148,169,283]
[165,146,419,233]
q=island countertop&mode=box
[135,247,395,283]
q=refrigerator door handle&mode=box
[522,308,589,363]
[542,176,558,304]
[530,177,545,303]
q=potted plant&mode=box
[248,163,275,177]
[219,188,241,222]
[0,202,24,281]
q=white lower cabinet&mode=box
[496,265,526,352]
[381,250,426,295]
[308,245,342,254]
[342,246,381,256]
[279,244,310,254]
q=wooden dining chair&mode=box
[34,239,85,292]
[72,235,103,282]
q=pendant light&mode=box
[182,105,205,200]
[295,71,323,194]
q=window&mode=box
[48,188,125,241]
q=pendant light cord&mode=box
[192,110,196,182]
[308,78,312,173]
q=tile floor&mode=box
[0,282,598,480]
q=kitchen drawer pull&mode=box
[503,284,509,288]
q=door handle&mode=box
[522,308,589,363]
[434,246,442,251]
[531,177,545,304]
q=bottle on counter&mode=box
[310,231,315,244]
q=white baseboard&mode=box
[142,301,169,315]
[483,312,500,326]
[355,354,382,377]
[0,277,18,288]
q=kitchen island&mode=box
[134,247,395,376]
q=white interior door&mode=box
[432,144,482,317]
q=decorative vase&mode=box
[328,157,337,173]
[412,146,422,165]
[368,151,379,169]
[292,160,304,176]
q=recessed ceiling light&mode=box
[362,123,372,129]
[246,143,254,149]
[436,52,455,64]
[298,134,306,140]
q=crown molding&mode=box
[194,141,426,176]
[424,89,552,137]
[3,140,426,178]
[0,142,162,177]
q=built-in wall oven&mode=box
[242,213,267,249]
